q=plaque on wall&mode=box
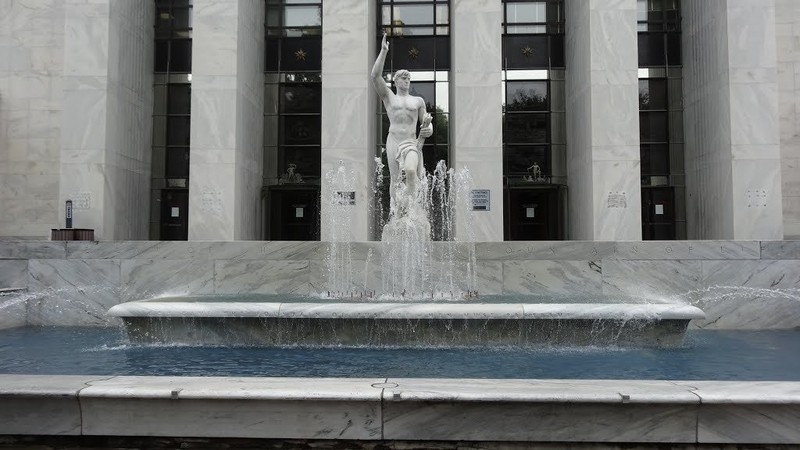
[471,189,490,211]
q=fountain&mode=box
[107,37,705,347]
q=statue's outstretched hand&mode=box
[381,33,390,53]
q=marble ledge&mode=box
[107,301,704,321]
[3,375,799,405]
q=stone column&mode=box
[683,0,783,239]
[59,0,154,240]
[319,0,375,241]
[451,0,504,242]
[189,0,265,240]
[565,0,642,240]
[0,0,65,238]
[776,0,800,239]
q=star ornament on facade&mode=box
[408,47,420,60]
[294,48,307,61]
[521,46,534,58]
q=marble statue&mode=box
[371,33,433,206]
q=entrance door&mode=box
[505,186,563,240]
[642,186,675,239]
[268,186,320,240]
[160,189,189,240]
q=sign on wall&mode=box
[471,189,490,211]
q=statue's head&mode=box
[393,69,411,90]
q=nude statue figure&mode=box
[371,33,433,207]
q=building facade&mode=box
[0,0,796,242]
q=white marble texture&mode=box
[214,260,310,294]
[3,375,800,444]
[566,0,642,240]
[189,0,264,240]
[320,0,374,241]
[602,259,703,298]
[451,0,503,241]
[0,0,64,238]
[121,259,215,301]
[108,300,702,322]
[503,260,603,295]
[684,0,784,240]
[26,258,122,326]
[77,376,384,439]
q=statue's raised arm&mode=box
[371,34,392,100]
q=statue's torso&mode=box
[385,94,421,141]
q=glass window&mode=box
[639,79,667,110]
[507,81,548,112]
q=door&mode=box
[160,189,189,240]
[269,186,320,240]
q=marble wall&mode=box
[683,0,783,240]
[105,2,155,240]
[1,240,799,330]
[565,0,642,240]
[189,0,265,240]
[451,0,503,242]
[775,0,800,239]
[59,0,154,241]
[320,0,375,241]
[0,0,65,238]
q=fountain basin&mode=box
[108,300,705,347]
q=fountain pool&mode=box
[2,326,800,380]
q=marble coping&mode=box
[1,375,799,444]
[107,301,706,321]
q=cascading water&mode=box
[323,158,477,301]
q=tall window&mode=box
[376,0,451,174]
[638,0,685,240]
[151,0,193,240]
[264,0,322,240]
[502,0,566,241]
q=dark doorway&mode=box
[504,186,565,240]
[160,189,189,240]
[642,186,675,240]
[268,186,320,240]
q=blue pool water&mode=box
[1,327,799,380]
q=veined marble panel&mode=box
[0,374,88,435]
[26,258,122,326]
[502,260,603,296]
[694,259,800,329]
[0,259,27,288]
[382,401,696,442]
[214,260,310,295]
[121,259,214,301]
[761,240,800,259]
[66,241,203,260]
[81,397,380,439]
[476,241,617,261]
[0,240,65,259]
[601,260,703,299]
[697,404,800,444]
[614,240,761,260]
[702,259,800,289]
[383,378,699,403]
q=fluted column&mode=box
[451,0,504,242]
[565,0,642,240]
[188,0,264,240]
[683,0,783,239]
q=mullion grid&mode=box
[501,0,564,186]
[638,0,684,239]
[265,1,322,183]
